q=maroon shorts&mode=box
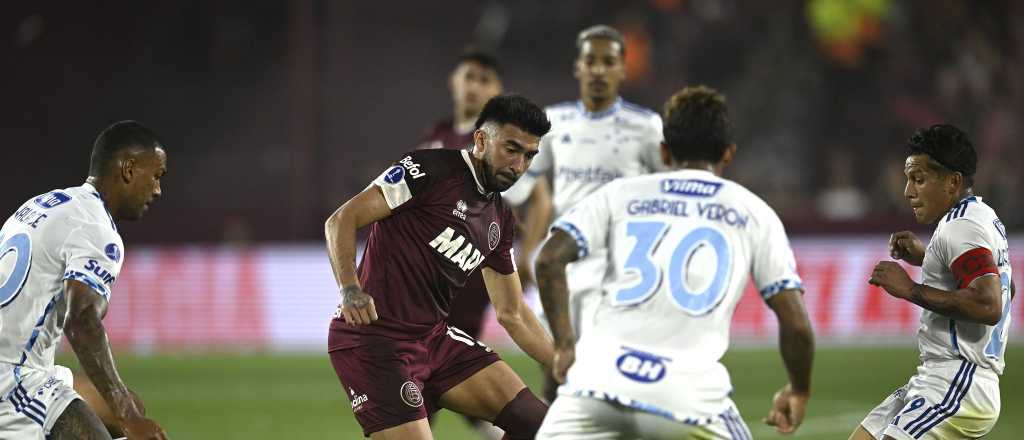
[328,323,500,437]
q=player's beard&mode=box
[480,155,517,193]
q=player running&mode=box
[852,125,1014,440]
[511,24,666,400]
[535,86,815,439]
[0,121,168,439]
[325,94,553,439]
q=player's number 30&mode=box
[615,222,731,315]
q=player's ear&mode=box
[660,142,672,167]
[720,144,738,169]
[119,156,136,184]
[472,129,487,157]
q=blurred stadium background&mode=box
[3,0,1023,438]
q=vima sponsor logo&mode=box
[615,348,669,383]
[428,227,484,272]
[661,179,721,197]
[399,156,427,180]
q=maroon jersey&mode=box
[417,118,474,150]
[330,149,516,349]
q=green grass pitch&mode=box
[60,345,1022,439]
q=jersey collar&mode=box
[82,182,119,232]
[460,150,489,195]
[577,97,622,120]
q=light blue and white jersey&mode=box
[552,169,802,420]
[919,196,1011,375]
[0,183,123,372]
[519,97,666,217]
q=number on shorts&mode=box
[0,232,32,308]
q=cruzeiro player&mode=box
[853,124,1014,440]
[512,24,666,401]
[535,86,815,439]
[325,95,553,439]
[0,121,168,439]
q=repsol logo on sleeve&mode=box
[428,227,484,272]
[661,179,721,197]
[399,156,427,180]
[615,348,668,383]
[84,259,116,285]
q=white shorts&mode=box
[537,394,752,440]
[860,359,1000,440]
[0,364,80,439]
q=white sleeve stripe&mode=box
[552,221,589,259]
[63,271,110,299]
[373,180,412,210]
[759,279,803,301]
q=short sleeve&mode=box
[751,207,803,301]
[371,151,438,211]
[938,218,998,287]
[550,184,613,259]
[62,224,123,300]
[483,206,518,275]
[641,114,669,173]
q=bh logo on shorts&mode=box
[400,381,423,408]
[616,348,668,383]
[487,222,500,250]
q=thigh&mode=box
[1,365,86,439]
[437,361,526,422]
[328,339,431,437]
[859,384,910,440]
[536,395,630,440]
[885,360,990,440]
[368,418,433,440]
[48,399,111,440]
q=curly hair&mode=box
[662,85,733,163]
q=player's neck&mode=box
[675,160,719,176]
[85,176,122,220]
[453,107,478,131]
[941,188,975,212]
[581,95,617,114]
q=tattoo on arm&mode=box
[342,285,370,308]
[535,230,581,348]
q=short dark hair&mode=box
[457,49,503,79]
[576,24,625,57]
[662,85,733,162]
[88,121,162,176]
[474,94,551,138]
[906,124,977,187]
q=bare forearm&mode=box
[778,322,814,395]
[325,207,360,288]
[499,306,554,367]
[65,316,138,421]
[908,283,1000,325]
[536,263,574,349]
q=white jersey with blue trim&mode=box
[551,169,802,420]
[524,97,666,217]
[0,183,123,372]
[919,196,1011,375]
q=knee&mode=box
[492,388,548,440]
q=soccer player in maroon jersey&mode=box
[417,50,503,151]
[416,49,507,439]
[325,95,553,439]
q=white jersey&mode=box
[0,183,123,372]
[522,97,666,217]
[552,169,802,420]
[919,196,1011,374]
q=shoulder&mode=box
[620,100,660,119]
[392,149,464,180]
